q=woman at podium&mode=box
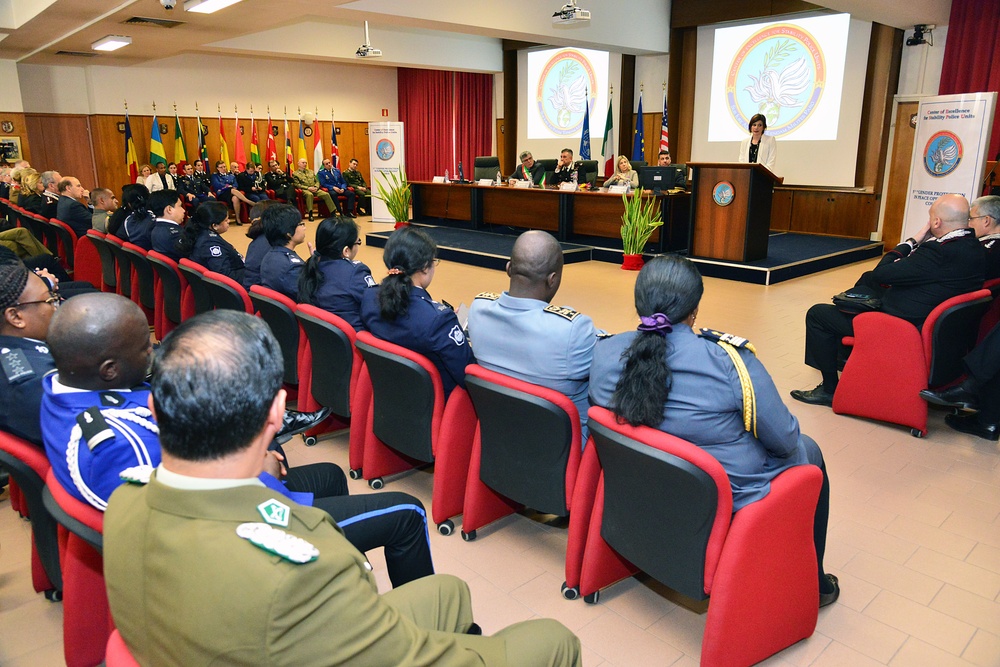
[738,113,776,171]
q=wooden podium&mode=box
[687,162,782,262]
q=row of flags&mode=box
[125,108,342,181]
[577,89,670,179]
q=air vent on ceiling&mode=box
[123,16,185,28]
[56,50,98,57]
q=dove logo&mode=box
[536,49,597,136]
[923,131,962,177]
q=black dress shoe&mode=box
[920,385,980,411]
[277,407,332,439]
[944,412,1000,441]
[790,384,834,407]
[819,574,840,608]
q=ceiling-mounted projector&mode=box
[553,1,590,24]
[356,20,382,58]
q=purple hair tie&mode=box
[638,313,673,335]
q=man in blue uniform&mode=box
[149,189,185,260]
[317,158,356,217]
[468,230,596,435]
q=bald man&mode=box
[792,193,986,406]
[467,230,597,435]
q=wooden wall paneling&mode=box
[672,0,820,28]
[349,122,370,182]
[787,190,876,238]
[619,56,636,160]
[0,112,30,163]
[770,189,793,231]
[855,24,903,190]
[496,119,506,173]
[881,101,919,249]
[24,114,97,189]
[671,27,697,164]
[503,48,518,175]
[91,115,129,192]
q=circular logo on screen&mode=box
[375,139,395,161]
[923,131,962,177]
[536,49,597,136]
[713,181,735,206]
[726,24,825,138]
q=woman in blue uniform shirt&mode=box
[588,255,839,607]
[241,200,279,289]
[259,203,309,300]
[360,227,474,397]
[176,201,246,283]
[298,216,376,330]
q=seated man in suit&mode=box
[508,150,546,186]
[55,176,94,238]
[656,150,687,189]
[468,230,597,437]
[550,148,578,186]
[791,193,986,407]
[317,158,356,217]
[103,308,581,665]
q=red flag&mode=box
[233,111,247,171]
[265,113,277,163]
[659,92,670,153]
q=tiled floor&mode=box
[2,215,998,666]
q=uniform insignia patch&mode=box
[236,522,319,564]
[77,407,115,450]
[35,345,49,354]
[543,304,580,321]
[119,465,154,485]
[364,275,377,288]
[258,498,291,527]
[1,348,33,384]
[448,324,466,345]
[699,328,755,353]
[290,256,303,264]
[100,392,126,407]
[474,292,500,301]
[210,245,223,257]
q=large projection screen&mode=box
[691,13,872,186]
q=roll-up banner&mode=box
[368,122,406,223]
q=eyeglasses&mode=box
[521,157,533,164]
[354,239,363,246]
[13,292,63,309]
[971,214,995,223]
[297,221,307,227]
[432,258,441,266]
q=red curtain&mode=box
[939,0,1000,165]
[398,68,454,181]
[455,72,494,181]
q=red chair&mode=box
[0,431,62,601]
[31,212,58,254]
[294,187,334,219]
[105,629,140,667]
[43,470,110,667]
[354,331,478,534]
[147,251,185,340]
[86,230,118,293]
[122,242,155,324]
[460,365,582,540]
[74,229,103,289]
[248,285,300,402]
[833,289,992,436]
[104,234,131,298]
[295,304,363,450]
[201,270,253,313]
[977,278,1000,342]
[177,259,213,318]
[565,407,821,667]
[49,218,78,274]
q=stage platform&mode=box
[365,225,883,284]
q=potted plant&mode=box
[374,167,412,229]
[619,190,663,270]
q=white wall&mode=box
[0,59,23,112]
[633,55,670,112]
[897,25,947,95]
[18,55,399,121]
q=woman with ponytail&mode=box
[588,255,840,608]
[176,201,246,283]
[297,216,375,331]
[360,227,474,397]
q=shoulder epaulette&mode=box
[544,304,580,321]
[474,291,500,301]
[699,328,757,436]
[698,328,757,355]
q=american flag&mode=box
[659,92,669,153]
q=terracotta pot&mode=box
[621,253,644,271]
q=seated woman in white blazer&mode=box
[737,113,776,171]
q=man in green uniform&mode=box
[104,310,581,667]
[290,157,336,221]
[344,157,372,215]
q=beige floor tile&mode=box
[830,571,883,613]
[940,513,1000,551]
[930,585,1000,636]
[579,609,685,666]
[867,489,953,527]
[769,632,833,667]
[962,630,1000,667]
[815,603,908,663]
[917,486,1000,524]
[864,590,976,656]
[883,515,978,561]
[510,572,610,632]
[842,552,943,605]
[829,519,919,565]
[464,575,537,632]
[1,639,66,667]
[810,639,893,667]
[906,548,1000,600]
[966,542,1000,576]
[889,637,978,667]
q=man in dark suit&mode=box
[55,176,93,238]
[791,193,986,406]
[508,150,545,186]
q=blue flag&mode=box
[579,90,591,160]
[631,93,645,161]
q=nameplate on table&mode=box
[558,182,577,191]
[608,184,629,194]
[513,180,532,189]
[477,179,495,187]
[432,176,447,183]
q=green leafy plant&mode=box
[374,167,411,223]
[620,190,663,255]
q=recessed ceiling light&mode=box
[183,0,243,13]
[91,35,132,51]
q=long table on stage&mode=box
[409,181,691,253]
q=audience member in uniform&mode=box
[177,201,246,283]
[970,195,1000,279]
[39,170,62,219]
[176,162,214,208]
[292,158,336,221]
[551,148,577,186]
[241,200,279,289]
[589,255,840,607]
[263,159,296,203]
[148,189,186,260]
[258,203,309,298]
[468,230,596,435]
[298,216,375,330]
[210,161,251,224]
[108,184,153,246]
[791,194,985,406]
[90,187,118,233]
[235,161,270,204]
[360,227,474,397]
[103,308,581,665]
[41,296,434,588]
[343,158,371,215]
[55,176,93,238]
[317,158,356,217]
